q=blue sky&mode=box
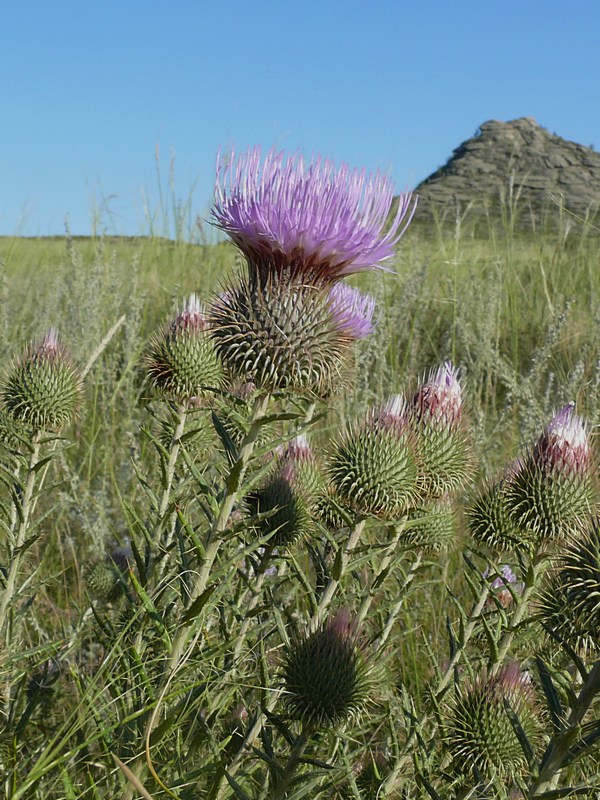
[3,0,599,237]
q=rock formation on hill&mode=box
[413,117,600,225]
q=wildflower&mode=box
[282,610,373,728]
[145,294,223,400]
[209,147,413,395]
[328,395,417,518]
[409,362,470,498]
[1,328,82,430]
[400,500,457,553]
[212,146,415,283]
[484,564,525,608]
[505,404,593,541]
[443,663,541,782]
[467,478,529,552]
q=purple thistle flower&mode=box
[328,283,375,340]
[211,146,415,282]
[412,361,463,431]
[374,394,409,435]
[534,403,590,476]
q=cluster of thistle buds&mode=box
[469,403,594,550]
[328,362,470,539]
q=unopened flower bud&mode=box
[328,396,417,518]
[1,329,82,430]
[145,294,223,400]
[282,610,373,728]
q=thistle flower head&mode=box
[504,404,593,542]
[400,500,458,553]
[484,564,525,608]
[467,479,531,551]
[412,361,463,431]
[328,397,417,518]
[209,276,353,395]
[443,664,541,781]
[1,329,82,430]
[533,402,590,476]
[327,283,376,340]
[211,146,415,282]
[145,294,223,400]
[282,610,373,728]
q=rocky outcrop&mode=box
[413,117,600,224]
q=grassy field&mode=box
[1,206,600,798]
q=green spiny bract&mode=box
[328,396,418,519]
[399,500,457,553]
[145,294,223,400]
[538,519,600,653]
[209,273,355,397]
[504,404,593,542]
[1,329,82,431]
[409,361,471,499]
[443,663,541,783]
[467,479,531,552]
[245,435,321,547]
[281,610,373,728]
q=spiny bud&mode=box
[85,547,131,603]
[504,404,593,541]
[467,479,531,552]
[399,500,457,553]
[409,362,470,498]
[538,519,600,653]
[281,610,373,728]
[1,329,82,431]
[209,276,356,397]
[245,436,321,547]
[145,294,223,400]
[443,663,541,781]
[328,396,418,519]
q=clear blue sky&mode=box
[3,0,599,237]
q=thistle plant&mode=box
[4,150,600,800]
[209,147,414,396]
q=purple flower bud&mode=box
[171,293,209,334]
[328,283,375,340]
[534,403,590,476]
[412,361,462,430]
[211,146,415,282]
[374,394,409,435]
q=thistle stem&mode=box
[354,522,411,628]
[490,551,544,677]
[0,430,43,638]
[271,728,311,800]
[122,393,270,800]
[153,403,188,582]
[315,516,366,624]
[375,549,424,651]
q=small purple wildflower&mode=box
[211,146,415,282]
[484,564,525,607]
[328,283,375,340]
[534,403,590,476]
